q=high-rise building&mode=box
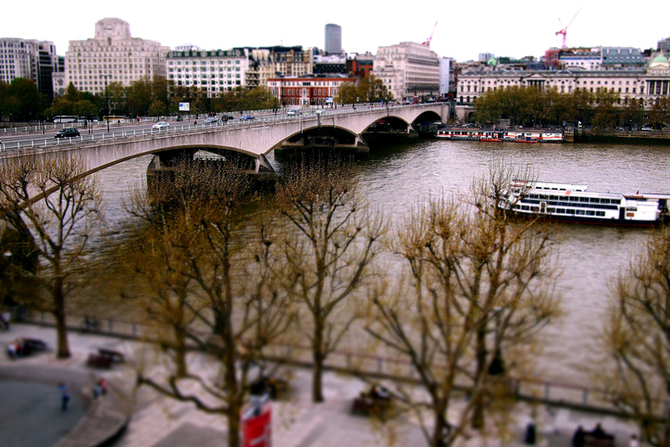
[325,24,342,55]
[373,42,440,101]
[0,38,59,96]
[64,18,168,94]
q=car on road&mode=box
[641,126,654,131]
[203,117,219,125]
[240,115,255,121]
[221,115,235,122]
[54,128,80,138]
[287,109,299,116]
[315,109,325,115]
[152,121,170,130]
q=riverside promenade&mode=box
[0,322,642,447]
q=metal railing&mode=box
[17,308,665,418]
[0,103,443,153]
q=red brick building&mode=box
[268,75,356,106]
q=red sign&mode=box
[242,398,272,447]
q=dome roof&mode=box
[649,54,670,69]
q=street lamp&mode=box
[101,74,110,133]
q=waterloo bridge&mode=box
[0,103,450,176]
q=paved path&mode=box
[0,324,643,447]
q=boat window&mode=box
[556,208,565,214]
[569,196,579,202]
[547,208,555,213]
[550,195,559,201]
[576,209,586,215]
[567,209,576,214]
[531,206,539,212]
[601,199,610,204]
[586,211,595,216]
[590,198,600,203]
[579,197,589,202]
[612,199,621,204]
[596,211,605,216]
[627,207,637,212]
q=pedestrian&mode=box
[2,309,10,331]
[59,382,70,411]
[572,425,585,447]
[194,121,197,126]
[629,434,639,447]
[93,382,101,398]
[98,378,107,395]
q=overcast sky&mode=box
[4,0,669,62]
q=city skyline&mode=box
[3,0,670,62]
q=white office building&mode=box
[64,18,168,94]
[373,42,440,101]
[167,48,249,96]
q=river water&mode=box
[93,139,670,385]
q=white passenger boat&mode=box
[436,128,563,143]
[505,180,670,226]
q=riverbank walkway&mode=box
[0,323,643,447]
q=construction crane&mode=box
[555,7,583,49]
[423,22,438,48]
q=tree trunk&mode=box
[312,319,325,403]
[471,326,486,429]
[174,325,187,378]
[227,398,242,447]
[431,406,448,447]
[53,277,70,359]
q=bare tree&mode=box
[366,164,562,447]
[602,226,670,447]
[275,157,386,402]
[130,160,293,447]
[0,153,103,358]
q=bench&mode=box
[87,353,113,369]
[86,348,124,369]
[97,348,124,363]
[352,386,393,417]
[584,434,615,447]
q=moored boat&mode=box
[504,180,670,226]
[437,127,563,143]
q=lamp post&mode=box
[101,74,110,133]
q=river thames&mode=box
[93,139,670,387]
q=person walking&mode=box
[1,310,10,331]
[59,382,70,411]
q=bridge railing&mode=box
[0,103,445,154]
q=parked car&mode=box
[54,128,80,138]
[240,115,255,121]
[152,121,170,130]
[641,126,654,131]
[203,117,219,125]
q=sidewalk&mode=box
[0,323,641,447]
